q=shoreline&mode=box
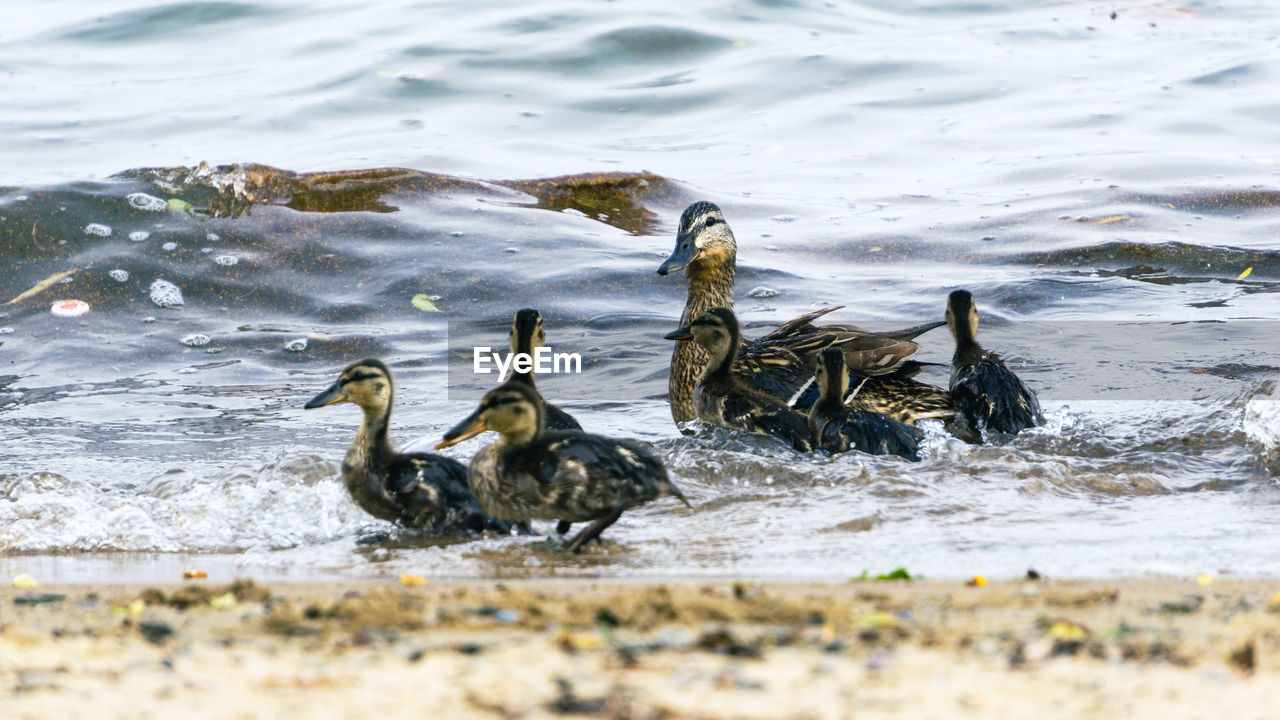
[5,577,1278,718]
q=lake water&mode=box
[1,0,1278,583]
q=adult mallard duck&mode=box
[304,359,524,535]
[809,347,923,460]
[435,382,688,553]
[945,290,1042,435]
[508,308,582,431]
[664,307,813,452]
[657,200,943,424]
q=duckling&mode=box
[304,359,523,535]
[664,307,814,452]
[657,200,943,423]
[435,382,688,553]
[508,308,582,431]
[945,290,1042,435]
[809,348,923,460]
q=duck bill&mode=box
[435,411,489,450]
[663,324,694,341]
[656,234,698,276]
[304,381,347,409]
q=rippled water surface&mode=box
[1,0,1278,582]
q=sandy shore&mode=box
[2,576,1278,719]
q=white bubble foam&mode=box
[126,192,168,212]
[213,255,238,266]
[128,230,150,242]
[748,285,779,298]
[84,223,112,237]
[162,242,178,251]
[1243,385,1280,450]
[181,333,211,347]
[108,269,129,282]
[148,279,184,308]
[285,338,308,352]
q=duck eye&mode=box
[704,218,719,227]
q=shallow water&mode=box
[1,0,1278,582]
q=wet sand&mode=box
[3,576,1278,719]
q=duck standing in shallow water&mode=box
[809,348,923,460]
[945,290,1043,435]
[436,382,688,553]
[665,307,814,452]
[657,200,943,425]
[304,359,524,535]
[507,308,582,431]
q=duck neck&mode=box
[510,336,537,389]
[951,324,983,364]
[814,374,847,416]
[682,255,735,323]
[352,401,395,468]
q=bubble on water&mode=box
[142,316,157,323]
[214,255,239,266]
[206,232,221,242]
[108,269,129,282]
[177,367,198,375]
[126,192,167,212]
[450,231,464,237]
[748,285,779,299]
[201,247,213,254]
[149,279,184,308]
[285,338,308,352]
[50,299,90,317]
[162,242,178,251]
[13,195,27,201]
[181,333,211,347]
[84,223,112,237]
[0,327,14,335]
[128,230,150,242]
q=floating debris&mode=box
[109,269,130,282]
[149,279,185,308]
[127,192,168,212]
[399,574,426,586]
[50,299,90,317]
[285,338,308,352]
[213,255,239,266]
[11,573,38,588]
[128,230,150,242]
[411,294,440,312]
[1237,267,1252,280]
[748,285,778,299]
[5,269,77,305]
[182,570,208,580]
[84,223,112,237]
[181,333,211,347]
[14,592,66,606]
[168,198,192,212]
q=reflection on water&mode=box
[1,0,1279,580]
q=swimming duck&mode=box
[435,381,688,553]
[304,359,524,535]
[945,290,1042,435]
[664,307,814,452]
[508,308,582,432]
[809,348,923,460]
[657,200,943,424]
